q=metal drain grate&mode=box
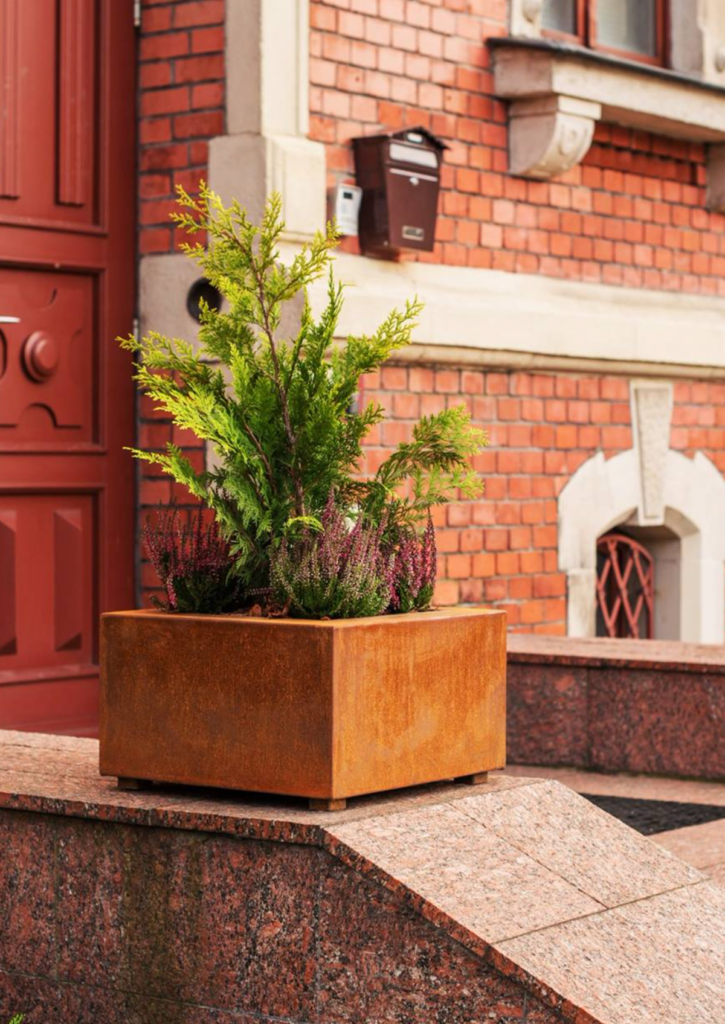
[581,794,725,835]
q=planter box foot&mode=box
[117,777,151,791]
[459,771,489,786]
[309,797,347,811]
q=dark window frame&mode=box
[541,0,668,68]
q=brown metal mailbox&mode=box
[353,126,448,257]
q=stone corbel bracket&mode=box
[491,39,725,208]
[508,95,601,179]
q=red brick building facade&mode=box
[135,0,725,641]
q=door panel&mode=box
[0,0,136,734]
[0,493,95,671]
[0,269,96,445]
[0,0,100,228]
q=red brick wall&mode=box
[360,365,725,632]
[137,0,224,605]
[310,0,725,297]
[138,0,224,255]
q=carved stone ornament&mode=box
[630,381,674,525]
[508,96,601,180]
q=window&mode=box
[541,0,666,66]
[542,0,580,36]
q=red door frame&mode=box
[0,0,136,734]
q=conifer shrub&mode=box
[123,185,487,617]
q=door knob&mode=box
[22,331,59,382]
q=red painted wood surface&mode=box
[0,0,136,735]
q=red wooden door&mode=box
[0,0,136,734]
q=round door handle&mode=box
[22,331,59,382]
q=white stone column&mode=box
[210,0,326,241]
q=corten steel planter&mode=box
[100,606,506,810]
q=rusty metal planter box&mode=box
[100,607,506,804]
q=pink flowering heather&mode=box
[388,517,437,613]
[271,494,393,619]
[272,494,437,618]
[143,503,243,614]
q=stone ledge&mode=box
[508,634,725,673]
[2,730,725,1023]
[507,638,725,779]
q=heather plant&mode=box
[389,517,437,613]
[143,503,244,614]
[271,495,391,619]
[271,494,437,618]
[123,185,487,614]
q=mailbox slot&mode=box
[353,127,448,257]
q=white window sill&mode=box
[490,38,725,208]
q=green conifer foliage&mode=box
[122,185,487,602]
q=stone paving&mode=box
[503,764,725,887]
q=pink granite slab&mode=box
[503,764,725,807]
[652,818,725,870]
[498,881,725,1024]
[455,779,701,906]
[708,862,725,886]
[507,634,725,672]
[328,801,604,943]
[0,729,534,840]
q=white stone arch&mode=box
[558,448,725,644]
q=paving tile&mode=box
[329,797,603,944]
[652,818,725,870]
[498,881,725,1024]
[707,861,725,886]
[456,780,702,907]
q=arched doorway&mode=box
[558,447,725,643]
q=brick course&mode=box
[137,364,725,615]
[137,0,221,605]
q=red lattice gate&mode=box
[596,533,654,640]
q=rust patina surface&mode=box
[100,607,506,803]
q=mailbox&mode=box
[352,127,448,257]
